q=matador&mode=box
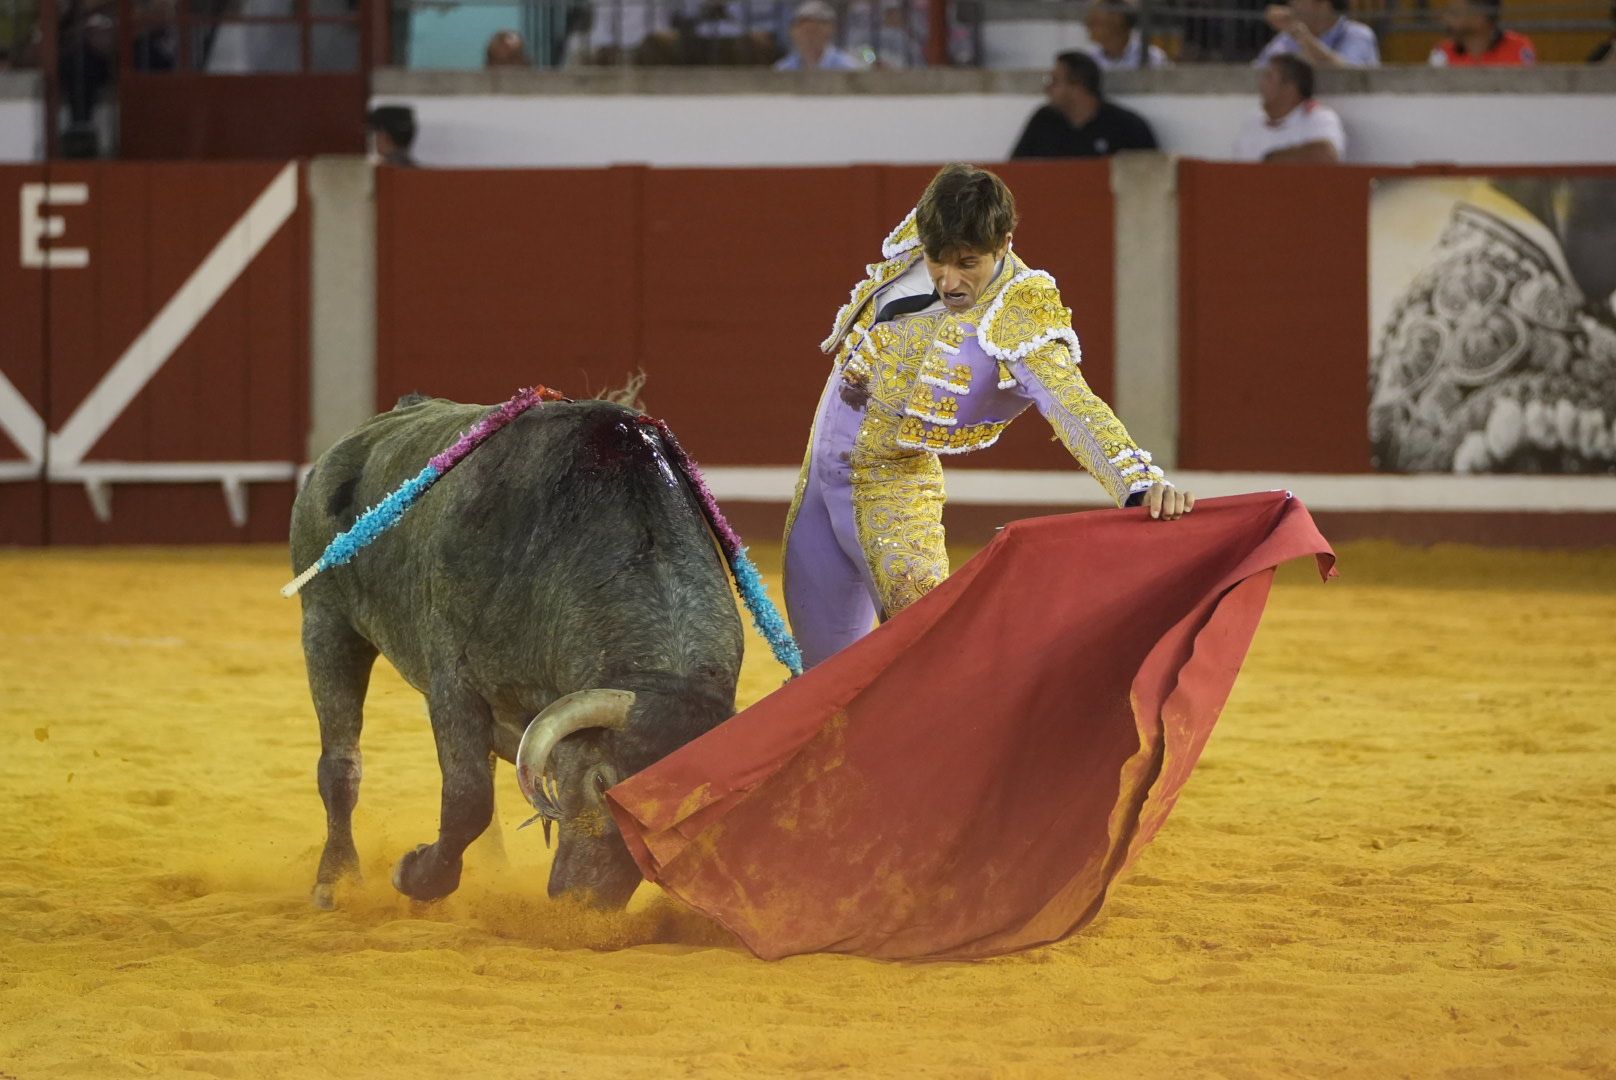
[783,164,1194,668]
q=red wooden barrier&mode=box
[17,158,1610,549]
[0,167,47,546]
[376,162,1117,473]
[0,163,308,546]
[1177,161,1384,474]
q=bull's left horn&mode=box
[515,689,636,821]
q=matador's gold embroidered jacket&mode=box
[818,208,1168,505]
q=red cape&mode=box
[607,492,1336,960]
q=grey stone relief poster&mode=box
[1369,176,1616,474]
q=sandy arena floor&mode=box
[2,539,1614,1079]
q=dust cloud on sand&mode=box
[2,542,1614,1078]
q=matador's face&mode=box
[925,238,1010,312]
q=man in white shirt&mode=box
[1233,54,1346,163]
[1083,1,1171,70]
[1255,0,1381,67]
[774,0,865,69]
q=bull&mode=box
[291,395,744,910]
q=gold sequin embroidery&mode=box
[1015,340,1155,506]
[850,414,949,618]
[847,311,952,616]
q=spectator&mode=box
[557,3,592,66]
[53,0,114,130]
[1233,54,1344,163]
[366,105,418,168]
[1083,0,1170,70]
[774,0,864,70]
[1587,2,1614,62]
[1428,0,1536,66]
[673,1,781,65]
[205,0,299,73]
[1011,50,1158,159]
[485,29,528,67]
[870,2,928,68]
[132,0,177,72]
[844,0,930,68]
[1256,0,1380,68]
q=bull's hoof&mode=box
[392,843,462,903]
[314,841,361,910]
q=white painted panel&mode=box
[700,467,1616,512]
[0,99,41,163]
[382,92,1616,169]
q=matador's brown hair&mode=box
[915,164,1018,261]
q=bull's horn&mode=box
[515,689,636,823]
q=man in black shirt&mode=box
[1010,51,1159,159]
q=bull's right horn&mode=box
[515,689,636,824]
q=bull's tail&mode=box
[636,416,804,678]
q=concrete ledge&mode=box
[375,66,1044,96]
[374,64,1616,98]
[0,71,41,101]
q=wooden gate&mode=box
[114,0,371,160]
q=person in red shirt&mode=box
[1428,0,1536,65]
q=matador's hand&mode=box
[1143,483,1195,521]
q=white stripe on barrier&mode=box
[698,467,1616,514]
[3,461,1611,515]
[0,369,45,465]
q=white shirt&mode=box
[1087,32,1171,71]
[588,0,779,51]
[877,259,938,313]
[869,256,1014,325]
[1254,18,1381,67]
[1233,100,1346,162]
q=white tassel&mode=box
[280,561,322,599]
[881,208,919,259]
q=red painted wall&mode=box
[375,161,1116,473]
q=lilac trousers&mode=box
[782,385,883,670]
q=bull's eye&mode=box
[589,765,620,800]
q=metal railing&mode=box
[390,0,936,68]
[385,0,1615,69]
[12,0,1612,75]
